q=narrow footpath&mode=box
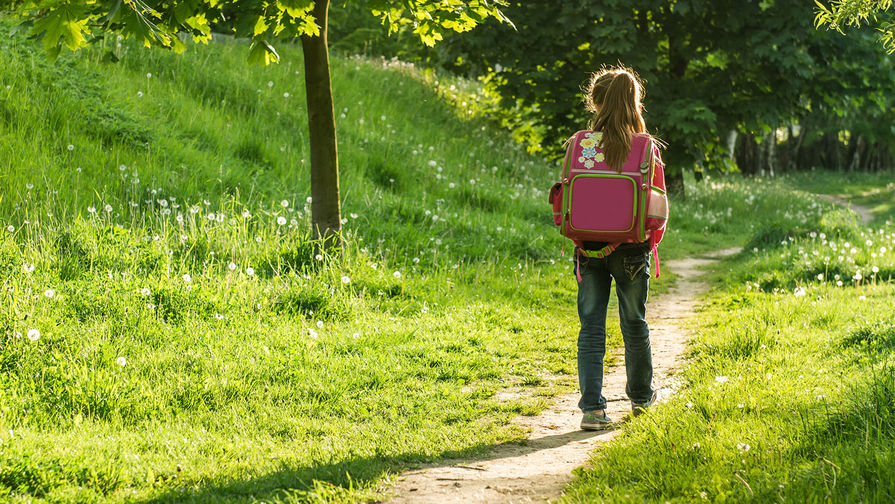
[381,247,740,504]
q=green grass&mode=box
[564,175,895,503]
[3,19,895,503]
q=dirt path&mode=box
[817,193,874,224]
[380,248,740,504]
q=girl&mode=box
[575,66,663,430]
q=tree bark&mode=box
[301,0,341,250]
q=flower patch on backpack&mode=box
[578,132,605,169]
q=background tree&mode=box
[410,0,895,191]
[6,0,510,248]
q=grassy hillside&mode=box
[2,20,893,503]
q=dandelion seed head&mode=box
[141,288,151,297]
[27,328,40,341]
[182,274,192,283]
[117,356,127,367]
[341,276,351,284]
[277,216,287,226]
[44,289,55,298]
[393,271,402,279]
[246,267,255,276]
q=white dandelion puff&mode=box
[27,328,40,341]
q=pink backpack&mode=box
[549,131,668,279]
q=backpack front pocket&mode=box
[567,174,638,233]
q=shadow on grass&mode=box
[136,428,604,503]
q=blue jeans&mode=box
[575,248,654,412]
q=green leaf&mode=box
[248,40,280,66]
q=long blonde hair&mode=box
[584,66,647,172]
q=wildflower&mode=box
[67,144,74,151]
[854,271,863,281]
[428,160,437,167]
[350,213,358,219]
[837,280,843,286]
[413,257,420,264]
[316,320,324,329]
[393,271,402,279]
[182,274,192,283]
[352,332,360,338]
[309,329,318,339]
[146,73,152,79]
[340,218,348,225]
[737,442,751,452]
[175,214,184,224]
[277,216,287,226]
[104,204,113,213]
[816,274,823,281]
[88,206,96,214]
[315,254,323,261]
[794,287,807,297]
[859,295,867,301]
[141,288,151,297]
[872,266,880,273]
[116,356,127,367]
[137,91,143,98]
[207,213,216,221]
[283,92,290,98]
[23,263,35,273]
[6,225,13,233]
[341,276,351,284]
[44,289,55,298]
[246,267,255,276]
[268,81,274,88]
[255,236,262,243]
[215,313,224,320]
[228,262,237,271]
[27,328,40,341]
[715,375,729,384]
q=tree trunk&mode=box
[665,170,685,200]
[301,0,341,250]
